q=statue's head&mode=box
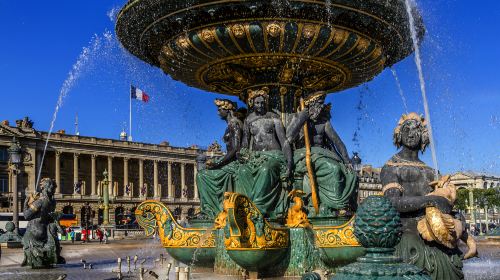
[247,87,269,115]
[304,91,327,121]
[39,178,56,197]
[393,112,429,152]
[214,99,237,119]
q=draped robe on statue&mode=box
[196,160,239,219]
[293,147,358,214]
[235,149,287,219]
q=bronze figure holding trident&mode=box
[287,91,358,217]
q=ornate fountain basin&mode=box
[221,192,290,272]
[313,216,366,266]
[134,200,216,267]
[116,0,423,100]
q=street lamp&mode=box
[351,152,362,174]
[102,169,110,226]
[8,137,22,233]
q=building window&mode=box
[0,147,8,162]
[0,177,8,192]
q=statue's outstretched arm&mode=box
[286,109,308,143]
[325,120,350,163]
[275,118,293,177]
[210,121,242,169]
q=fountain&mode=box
[114,0,429,278]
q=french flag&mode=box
[130,85,149,102]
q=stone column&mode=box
[124,157,129,197]
[55,151,61,194]
[139,159,144,197]
[193,163,199,199]
[91,155,97,196]
[108,156,114,196]
[181,163,186,198]
[167,161,173,198]
[154,160,159,198]
[73,153,79,194]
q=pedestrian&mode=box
[69,229,75,244]
[97,228,103,244]
[103,229,108,244]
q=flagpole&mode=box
[129,84,132,141]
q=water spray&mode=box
[35,34,104,188]
[404,0,439,179]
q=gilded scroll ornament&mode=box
[222,193,289,250]
[135,200,216,248]
[315,217,361,248]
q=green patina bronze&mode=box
[214,229,242,275]
[235,149,288,219]
[116,1,434,278]
[197,160,239,219]
[0,221,22,243]
[294,147,358,216]
[21,179,65,269]
[332,195,431,280]
[282,228,324,277]
[116,0,423,102]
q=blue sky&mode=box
[0,0,498,175]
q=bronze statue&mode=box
[22,178,65,268]
[236,87,293,218]
[287,91,357,216]
[196,99,243,219]
[381,113,466,280]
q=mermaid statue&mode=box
[22,178,65,268]
[381,113,471,280]
[236,87,293,218]
[196,99,243,219]
[287,91,357,216]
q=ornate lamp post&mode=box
[102,169,110,226]
[8,137,22,232]
[468,188,476,233]
[351,152,362,174]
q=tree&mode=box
[455,188,469,211]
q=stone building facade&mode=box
[0,118,208,227]
[357,165,382,202]
[450,172,500,228]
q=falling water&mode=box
[404,0,439,179]
[325,0,333,28]
[35,34,105,188]
[390,68,409,114]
